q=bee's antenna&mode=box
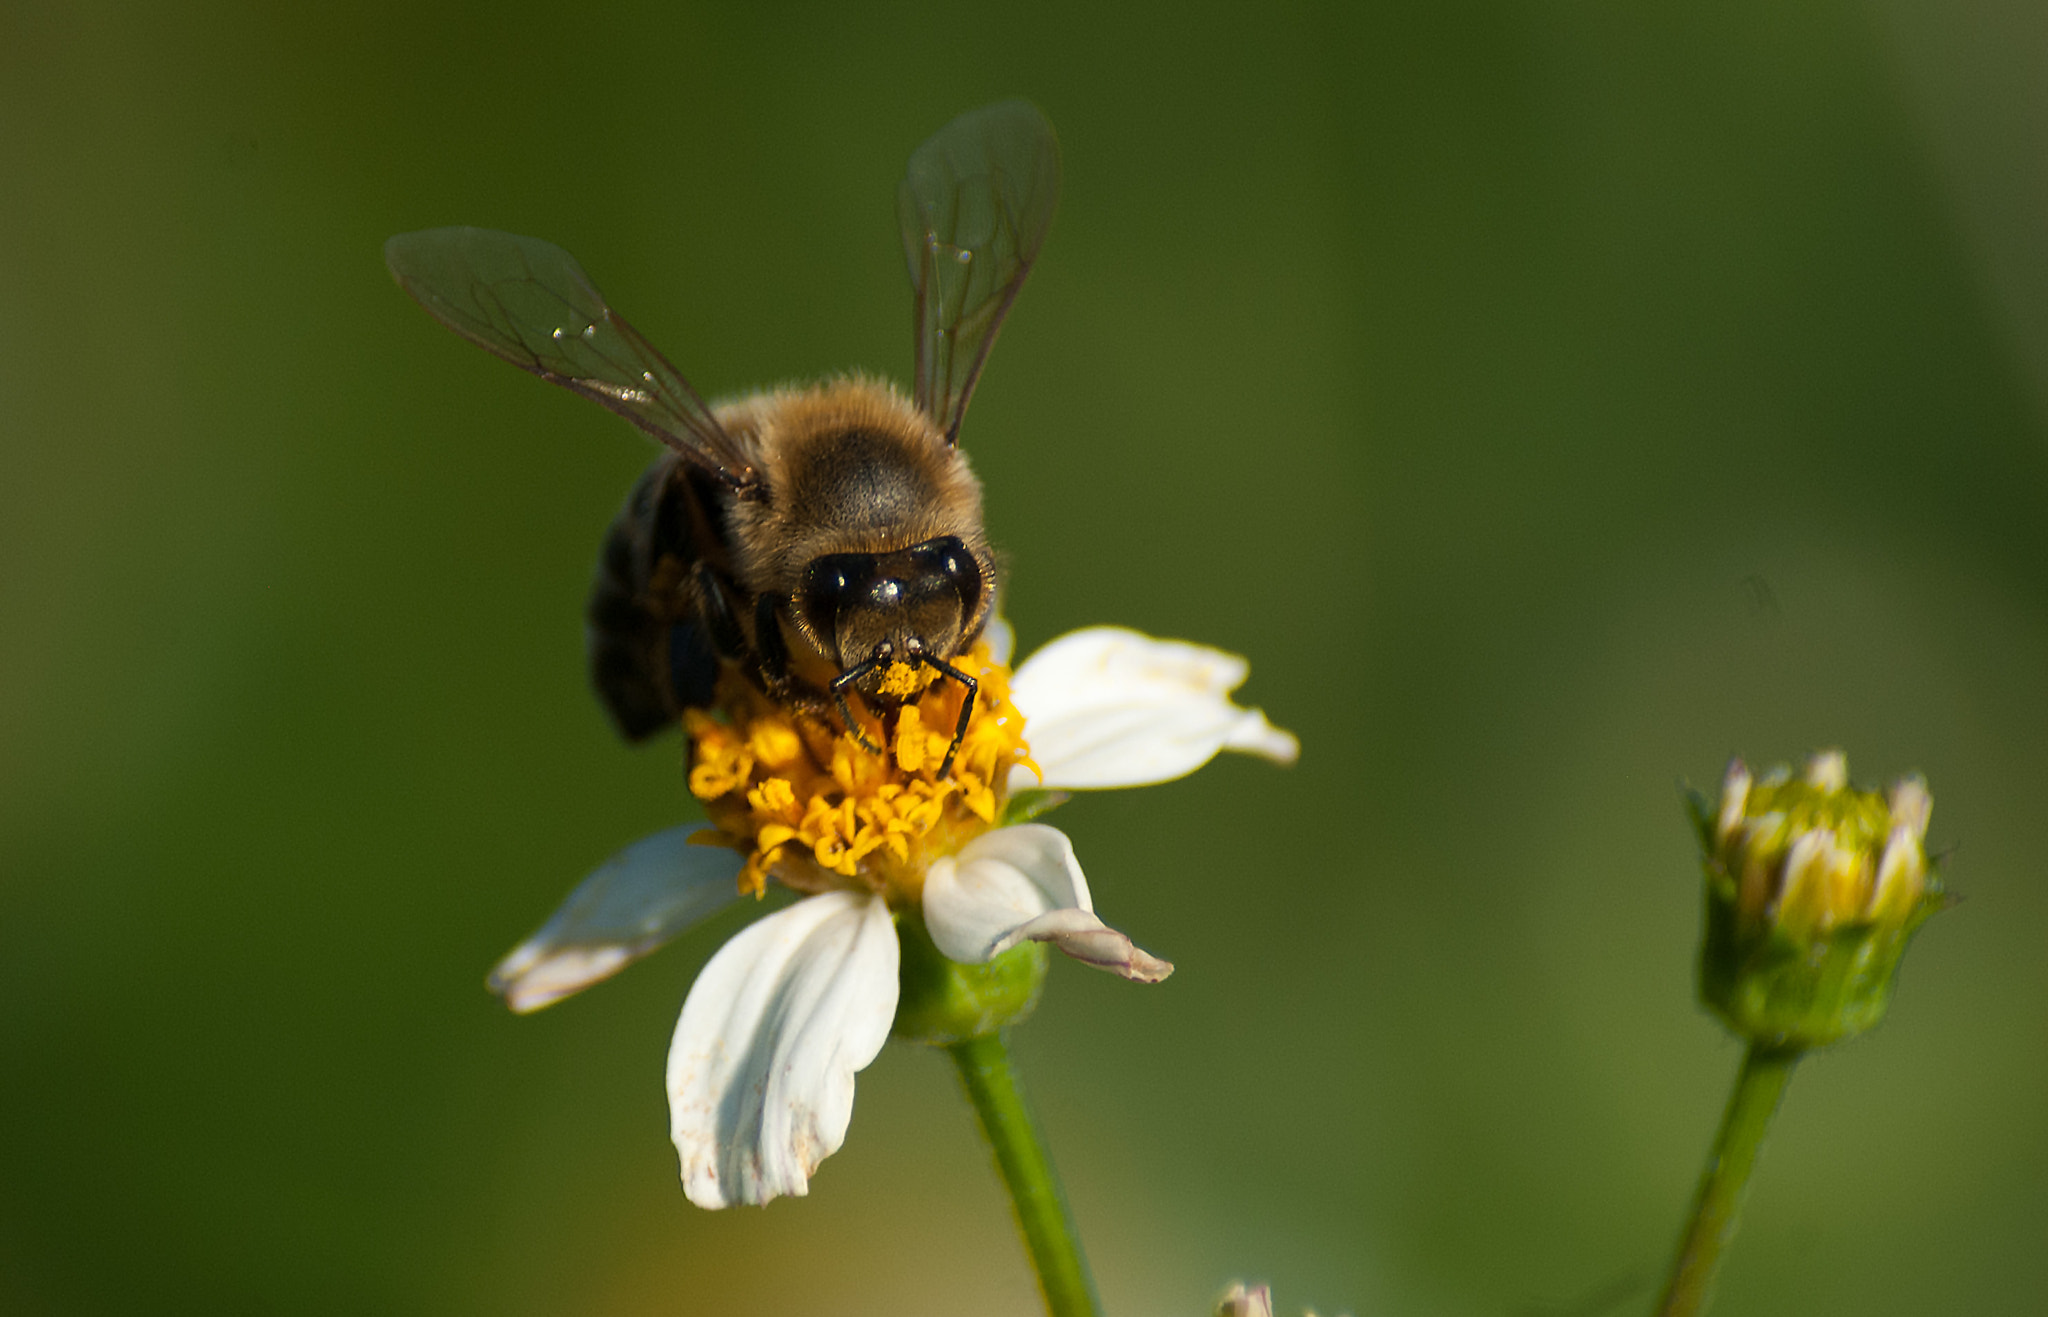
[922,655,978,780]
[830,658,886,755]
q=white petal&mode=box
[1804,749,1848,792]
[487,826,745,1014]
[666,891,898,1209]
[922,824,1086,959]
[1007,626,1298,790]
[923,824,1173,983]
[1715,759,1751,848]
[1888,774,1932,839]
[1870,824,1927,922]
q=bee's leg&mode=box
[690,562,751,664]
[829,659,886,756]
[753,592,792,690]
[922,656,978,779]
[663,621,719,711]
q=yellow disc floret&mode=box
[685,640,1037,902]
[875,661,941,699]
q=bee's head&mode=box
[798,536,984,698]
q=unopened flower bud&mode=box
[1691,750,1943,1048]
[1214,1283,1275,1317]
[1212,1282,1339,1317]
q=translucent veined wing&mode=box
[898,101,1061,445]
[385,227,758,489]
[486,824,746,1013]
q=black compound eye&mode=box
[800,553,878,637]
[907,536,980,609]
[908,537,972,582]
[804,554,872,596]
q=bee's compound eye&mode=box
[804,554,873,600]
[906,535,981,613]
[909,537,971,581]
[800,552,880,644]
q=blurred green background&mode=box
[5,1,2046,1313]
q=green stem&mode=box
[1654,1042,1803,1317]
[949,1030,1102,1317]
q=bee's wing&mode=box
[385,227,758,489]
[898,101,1061,445]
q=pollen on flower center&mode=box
[686,640,1036,901]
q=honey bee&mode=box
[385,102,1059,776]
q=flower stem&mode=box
[949,1030,1101,1317]
[1654,1042,1803,1317]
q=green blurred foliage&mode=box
[4,0,2046,1313]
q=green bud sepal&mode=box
[1696,875,1942,1049]
[893,911,1049,1046]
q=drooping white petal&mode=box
[487,825,745,1014]
[666,890,898,1209]
[922,824,1173,983]
[1002,907,1173,982]
[1007,626,1298,791]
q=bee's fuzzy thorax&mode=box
[713,375,990,597]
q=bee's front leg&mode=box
[691,561,753,666]
[753,592,792,692]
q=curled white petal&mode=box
[1007,626,1298,791]
[922,824,1173,983]
[487,825,745,1014]
[666,891,898,1209]
[1004,907,1173,982]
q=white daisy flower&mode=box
[488,623,1297,1209]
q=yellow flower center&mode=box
[684,640,1037,902]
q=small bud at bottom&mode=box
[1216,1283,1275,1317]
